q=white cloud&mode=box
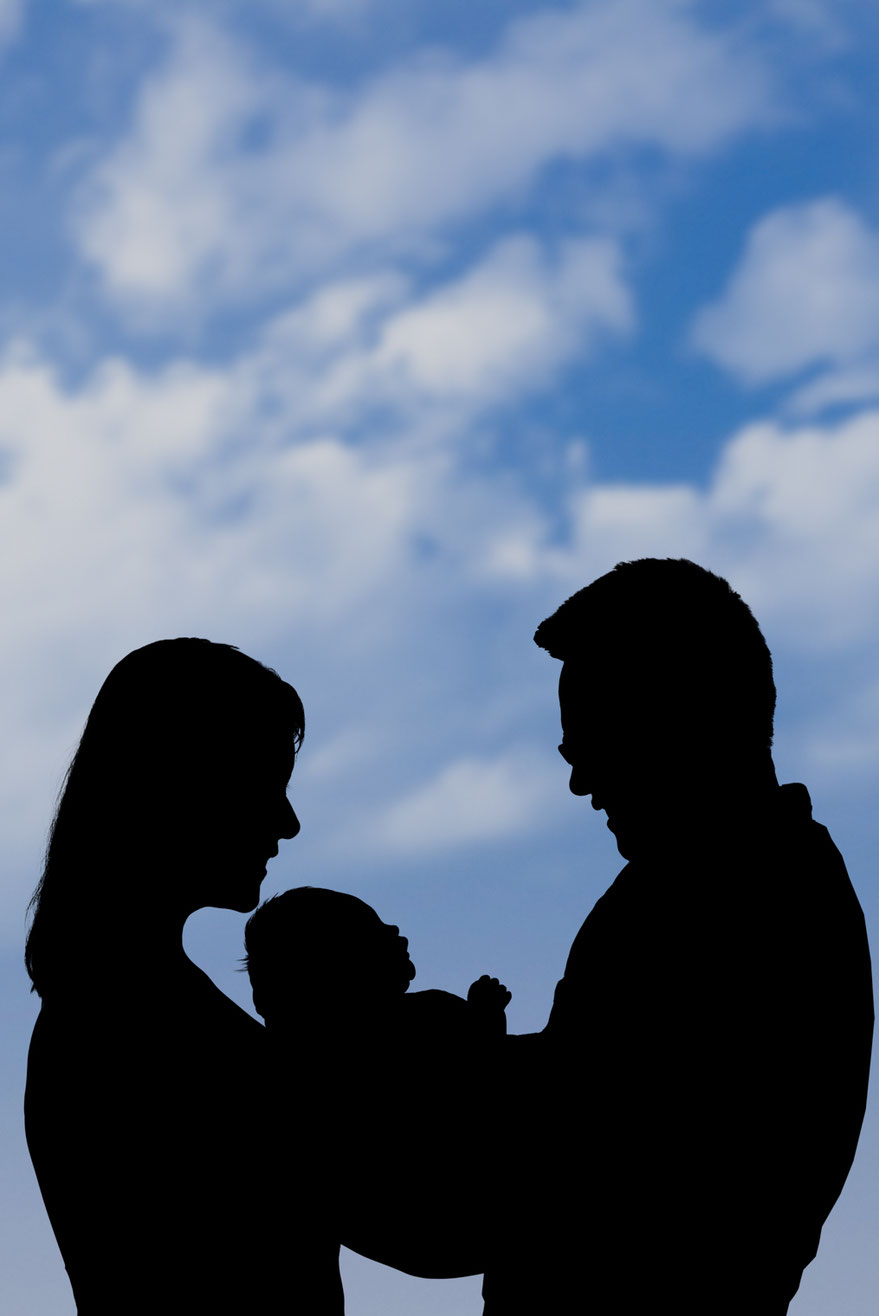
[296,0,370,15]
[767,0,848,46]
[0,342,432,649]
[374,236,632,399]
[478,408,879,657]
[705,413,879,642]
[228,232,632,434]
[3,277,879,921]
[0,342,423,884]
[74,18,274,314]
[0,225,630,879]
[0,0,23,47]
[71,0,371,13]
[786,364,879,415]
[567,482,706,572]
[691,198,879,408]
[73,2,772,319]
[0,239,589,915]
[348,409,879,848]
[370,751,564,855]
[805,677,879,774]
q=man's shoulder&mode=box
[764,782,859,907]
[772,784,870,956]
[571,858,658,931]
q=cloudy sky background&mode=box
[1,1,878,1311]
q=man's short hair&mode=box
[534,558,776,749]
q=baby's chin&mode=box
[393,956,416,993]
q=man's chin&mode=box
[606,816,636,860]
[609,811,676,861]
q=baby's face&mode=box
[253,891,417,1029]
[340,899,416,998]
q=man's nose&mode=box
[568,765,591,797]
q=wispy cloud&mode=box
[72,2,773,321]
[805,676,879,774]
[4,4,879,1309]
[369,751,565,855]
[244,234,633,433]
[543,409,879,653]
[2,306,879,918]
[767,0,850,48]
[690,197,879,412]
[0,0,24,47]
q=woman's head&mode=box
[25,638,305,996]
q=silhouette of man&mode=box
[483,559,873,1316]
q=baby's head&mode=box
[244,886,416,1028]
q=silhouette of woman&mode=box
[24,639,342,1314]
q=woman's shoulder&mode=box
[28,960,267,1078]
[26,996,106,1072]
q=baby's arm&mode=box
[466,974,512,1038]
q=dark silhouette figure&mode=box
[483,559,874,1315]
[244,887,510,1283]
[24,639,342,1314]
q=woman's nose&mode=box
[280,798,300,839]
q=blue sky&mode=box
[2,1,878,1311]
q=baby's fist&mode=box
[467,974,512,1011]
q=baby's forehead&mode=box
[311,891,383,928]
[257,888,388,942]
[344,895,379,916]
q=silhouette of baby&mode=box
[243,886,510,1281]
[244,885,511,1044]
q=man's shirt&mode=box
[485,783,873,1315]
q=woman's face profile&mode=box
[178,726,300,915]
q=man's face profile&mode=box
[558,657,628,843]
[558,656,686,860]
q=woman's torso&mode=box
[26,961,341,1314]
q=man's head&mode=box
[535,558,776,857]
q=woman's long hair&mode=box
[25,638,304,998]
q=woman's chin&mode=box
[205,878,265,914]
[237,881,266,913]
